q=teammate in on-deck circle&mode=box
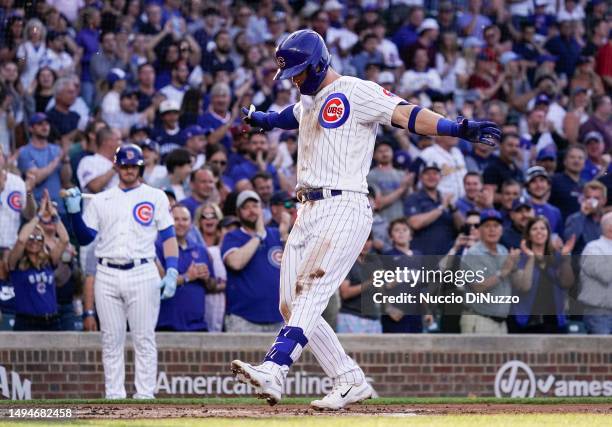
[230,29,501,411]
[62,144,179,399]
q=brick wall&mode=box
[0,333,610,399]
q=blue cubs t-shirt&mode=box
[11,265,57,316]
[532,201,563,236]
[221,227,283,324]
[18,143,64,214]
[156,239,214,331]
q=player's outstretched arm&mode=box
[241,104,299,131]
[391,104,501,146]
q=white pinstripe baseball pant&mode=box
[280,191,372,386]
[94,262,161,399]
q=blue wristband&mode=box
[166,256,179,271]
[436,118,459,137]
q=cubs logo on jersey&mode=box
[318,93,350,129]
[7,191,22,212]
[267,246,283,268]
[133,201,155,226]
[382,88,396,97]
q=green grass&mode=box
[1,415,612,427]
[1,397,611,406]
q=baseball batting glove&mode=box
[456,117,501,147]
[241,105,273,131]
[159,268,178,300]
[63,187,82,213]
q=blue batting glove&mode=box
[63,187,82,213]
[241,106,273,131]
[456,117,501,147]
[159,268,178,300]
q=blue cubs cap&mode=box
[393,149,411,170]
[419,160,441,174]
[512,196,533,211]
[130,123,151,137]
[182,125,206,140]
[480,209,503,224]
[106,68,127,85]
[536,147,557,161]
[30,112,48,126]
[138,138,159,152]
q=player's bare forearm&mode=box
[83,275,95,312]
[162,236,179,261]
[391,104,444,135]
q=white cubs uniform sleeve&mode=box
[0,173,26,248]
[77,154,118,192]
[154,190,173,231]
[292,101,303,123]
[295,76,405,194]
[352,79,404,126]
[85,184,170,261]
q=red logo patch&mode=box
[133,202,154,226]
[322,99,345,123]
[7,191,22,212]
[382,88,394,97]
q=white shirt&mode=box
[419,144,467,199]
[101,92,121,117]
[83,184,173,261]
[400,69,442,95]
[77,153,118,193]
[17,41,47,89]
[292,76,403,193]
[144,165,167,186]
[160,84,188,107]
[41,49,75,76]
[102,109,146,134]
[378,38,403,69]
[0,173,25,248]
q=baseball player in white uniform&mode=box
[230,30,501,410]
[63,144,179,399]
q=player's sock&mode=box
[263,326,308,369]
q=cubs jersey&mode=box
[11,265,57,316]
[77,153,119,193]
[292,76,404,193]
[0,172,26,248]
[83,184,173,261]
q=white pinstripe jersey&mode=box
[0,172,25,248]
[292,76,404,193]
[77,154,119,193]
[83,184,173,261]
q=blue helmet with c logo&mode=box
[274,30,331,96]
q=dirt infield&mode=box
[3,403,608,419]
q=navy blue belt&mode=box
[98,258,149,270]
[296,188,342,203]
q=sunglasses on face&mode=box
[200,212,218,220]
[28,234,44,241]
[210,160,227,166]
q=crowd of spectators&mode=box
[0,0,610,334]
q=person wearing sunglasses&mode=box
[7,192,69,331]
[195,202,226,332]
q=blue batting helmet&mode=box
[114,143,144,167]
[274,30,330,96]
